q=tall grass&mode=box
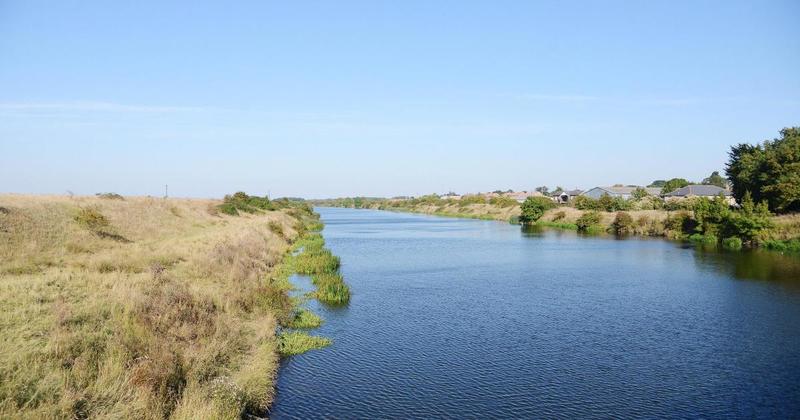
[0,194,311,418]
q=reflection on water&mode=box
[693,247,800,289]
[271,208,800,419]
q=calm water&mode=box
[271,208,800,419]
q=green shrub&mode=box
[722,237,743,250]
[664,211,696,236]
[762,239,800,252]
[611,212,635,235]
[597,194,632,212]
[95,192,124,200]
[576,211,602,233]
[573,195,598,210]
[720,192,773,244]
[268,221,284,238]
[218,192,273,215]
[459,195,487,206]
[508,215,520,225]
[552,211,566,221]
[519,197,556,224]
[74,206,110,232]
[689,233,718,245]
[489,196,519,208]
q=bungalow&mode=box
[551,189,583,204]
[663,185,735,205]
[581,186,661,200]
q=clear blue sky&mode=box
[1,1,798,198]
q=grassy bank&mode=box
[320,196,800,254]
[316,198,520,223]
[0,193,335,418]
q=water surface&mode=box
[271,208,800,418]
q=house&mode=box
[551,189,583,204]
[506,191,544,203]
[663,185,735,205]
[581,186,661,200]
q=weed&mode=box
[287,308,323,329]
[278,331,331,356]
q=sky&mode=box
[1,1,798,198]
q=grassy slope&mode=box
[0,194,308,418]
[359,201,522,222]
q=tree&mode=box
[553,186,564,194]
[701,171,727,188]
[726,127,800,212]
[519,196,556,224]
[721,192,773,243]
[535,186,549,195]
[648,180,667,188]
[661,178,690,194]
[631,187,649,200]
[692,194,730,236]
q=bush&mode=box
[664,211,696,237]
[722,237,743,250]
[489,196,519,208]
[508,215,520,225]
[218,192,272,215]
[611,212,635,235]
[519,197,556,224]
[96,192,124,200]
[268,221,284,238]
[74,206,110,232]
[459,195,487,206]
[573,195,598,210]
[597,194,632,212]
[689,233,718,245]
[762,239,800,252]
[720,192,773,244]
[576,211,602,233]
[551,211,566,221]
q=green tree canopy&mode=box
[726,127,800,212]
[648,180,667,187]
[631,187,648,200]
[701,171,728,188]
[661,178,690,194]
[519,196,556,224]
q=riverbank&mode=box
[317,199,800,253]
[316,199,521,223]
[0,194,339,418]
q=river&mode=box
[271,207,800,418]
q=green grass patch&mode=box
[312,273,351,305]
[723,237,744,250]
[689,233,718,245]
[535,220,578,230]
[763,238,800,252]
[287,308,323,329]
[278,331,332,356]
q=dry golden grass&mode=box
[0,194,305,418]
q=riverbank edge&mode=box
[322,203,800,256]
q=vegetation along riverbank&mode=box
[315,127,800,253]
[0,192,347,418]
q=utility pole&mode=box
[165,184,168,199]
